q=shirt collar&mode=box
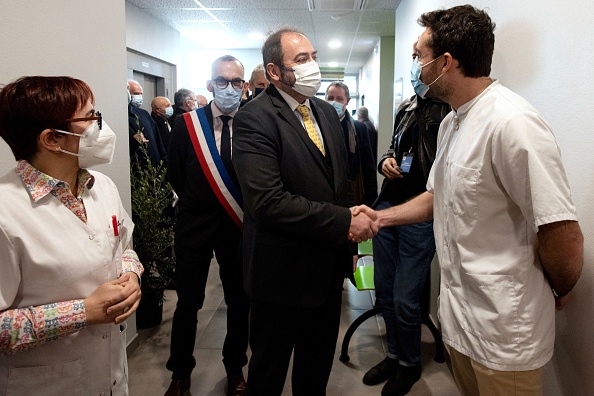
[277,88,311,112]
[16,160,95,202]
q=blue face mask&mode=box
[165,106,174,118]
[329,101,345,117]
[410,55,443,99]
[213,85,242,113]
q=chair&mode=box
[339,240,446,363]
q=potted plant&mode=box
[130,123,175,329]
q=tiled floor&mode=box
[127,259,460,396]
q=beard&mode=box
[422,64,450,102]
[279,68,296,88]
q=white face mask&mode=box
[57,121,117,168]
[130,94,143,108]
[287,61,321,97]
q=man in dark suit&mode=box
[127,80,167,167]
[325,81,377,206]
[356,106,379,164]
[150,96,174,150]
[165,55,250,396]
[233,27,377,396]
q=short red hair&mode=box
[0,76,94,161]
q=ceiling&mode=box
[127,0,400,74]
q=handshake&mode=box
[348,205,379,243]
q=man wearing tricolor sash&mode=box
[165,55,250,396]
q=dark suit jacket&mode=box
[169,106,187,130]
[233,84,353,308]
[128,104,167,166]
[167,103,238,251]
[151,111,172,150]
[362,119,378,164]
[340,113,378,206]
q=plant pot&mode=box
[136,288,164,330]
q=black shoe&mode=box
[363,357,399,385]
[381,365,421,396]
[164,377,191,396]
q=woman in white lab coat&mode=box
[0,76,143,395]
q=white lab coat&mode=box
[0,169,134,396]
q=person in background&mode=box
[233,27,377,396]
[196,94,208,109]
[356,105,378,164]
[361,91,450,395]
[241,63,269,106]
[0,76,143,395]
[165,55,250,396]
[170,88,197,129]
[128,79,167,167]
[353,5,583,395]
[151,96,174,150]
[325,81,377,206]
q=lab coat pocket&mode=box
[449,164,479,223]
[460,272,520,345]
[6,359,84,396]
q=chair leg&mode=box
[422,312,446,363]
[339,306,382,362]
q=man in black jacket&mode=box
[325,81,377,206]
[362,94,450,395]
[233,27,377,396]
[165,55,250,396]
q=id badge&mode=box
[400,152,414,173]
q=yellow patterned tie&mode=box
[297,105,325,155]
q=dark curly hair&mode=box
[418,5,496,77]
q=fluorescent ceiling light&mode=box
[328,40,342,48]
[328,62,339,67]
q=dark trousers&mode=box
[245,286,343,396]
[166,221,250,379]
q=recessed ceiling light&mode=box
[328,62,339,67]
[328,41,342,48]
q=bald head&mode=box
[151,96,172,119]
[127,80,142,95]
[196,94,208,108]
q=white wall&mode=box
[396,1,594,395]
[0,0,130,210]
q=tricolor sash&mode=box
[184,109,243,228]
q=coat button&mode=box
[102,334,108,339]
[89,235,94,240]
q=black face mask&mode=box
[254,87,265,97]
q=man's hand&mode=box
[382,158,404,180]
[348,206,378,243]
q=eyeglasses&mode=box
[66,110,102,130]
[212,77,245,90]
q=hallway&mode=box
[127,259,460,395]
